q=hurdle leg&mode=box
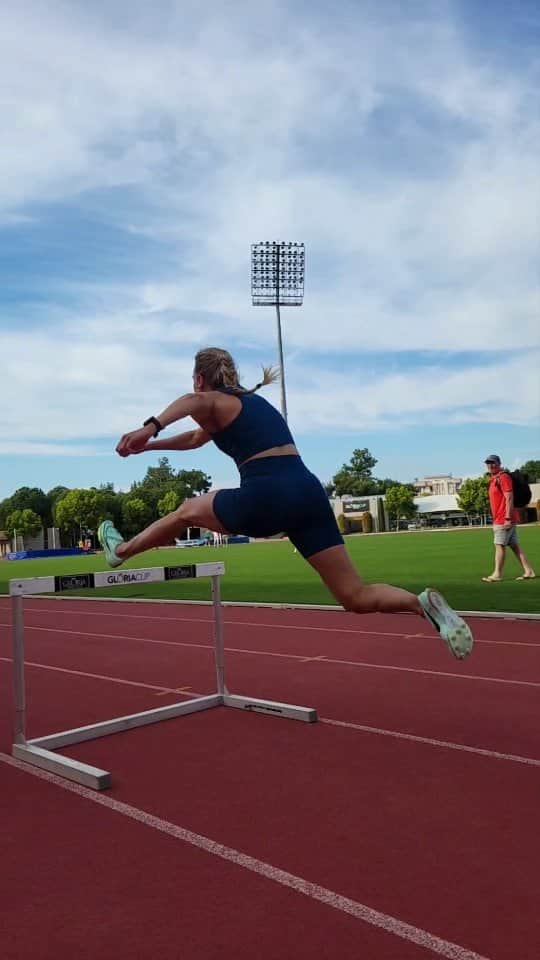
[210,573,316,719]
[215,575,317,722]
[211,574,227,696]
[12,593,26,745]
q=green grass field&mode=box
[1,527,539,613]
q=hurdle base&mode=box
[13,693,318,791]
[30,695,223,751]
[223,694,317,723]
[12,742,111,791]
[12,694,223,792]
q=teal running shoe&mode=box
[419,588,473,660]
[98,520,125,568]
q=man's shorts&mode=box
[213,455,344,559]
[493,524,518,547]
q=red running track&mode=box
[1,596,540,960]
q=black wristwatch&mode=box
[143,416,164,437]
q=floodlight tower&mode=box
[251,241,305,422]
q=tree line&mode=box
[1,452,538,545]
[0,459,211,546]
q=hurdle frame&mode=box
[11,562,317,790]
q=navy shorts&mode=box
[213,456,344,559]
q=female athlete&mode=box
[98,347,473,659]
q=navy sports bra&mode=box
[211,389,295,467]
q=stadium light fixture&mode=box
[251,241,305,422]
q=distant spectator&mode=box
[482,455,535,582]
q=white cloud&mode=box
[0,442,103,456]
[1,0,539,463]
[286,352,540,433]
[1,303,537,455]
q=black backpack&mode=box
[497,470,532,509]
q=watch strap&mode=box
[143,416,163,437]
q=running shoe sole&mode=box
[418,588,473,660]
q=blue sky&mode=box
[1,0,539,500]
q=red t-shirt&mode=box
[488,471,519,525]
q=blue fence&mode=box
[7,548,87,561]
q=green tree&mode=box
[47,486,70,529]
[457,476,489,520]
[47,486,69,506]
[158,490,180,517]
[331,448,378,496]
[456,479,478,521]
[330,450,405,497]
[0,498,10,528]
[129,458,176,513]
[384,485,417,530]
[55,489,111,544]
[131,458,211,519]
[377,478,402,494]
[177,469,212,499]
[0,487,49,527]
[92,483,122,526]
[520,460,540,483]
[5,508,43,543]
[121,498,153,538]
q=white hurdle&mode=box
[10,562,317,790]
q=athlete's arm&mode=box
[116,394,212,457]
[141,428,212,452]
[154,393,212,430]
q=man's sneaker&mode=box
[418,588,473,660]
[97,520,125,568]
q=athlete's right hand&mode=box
[116,425,154,457]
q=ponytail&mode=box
[240,365,280,394]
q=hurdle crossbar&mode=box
[11,562,317,790]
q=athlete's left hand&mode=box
[116,425,154,457]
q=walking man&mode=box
[482,455,536,582]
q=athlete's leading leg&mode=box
[98,493,229,567]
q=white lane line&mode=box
[1,609,418,640]
[0,751,493,960]
[1,657,538,768]
[0,656,187,695]
[1,594,538,621]
[2,622,540,688]
[320,718,540,768]
[2,605,538,647]
[311,655,540,688]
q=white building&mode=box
[413,474,462,496]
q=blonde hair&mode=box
[194,347,279,395]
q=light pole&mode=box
[251,241,305,422]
